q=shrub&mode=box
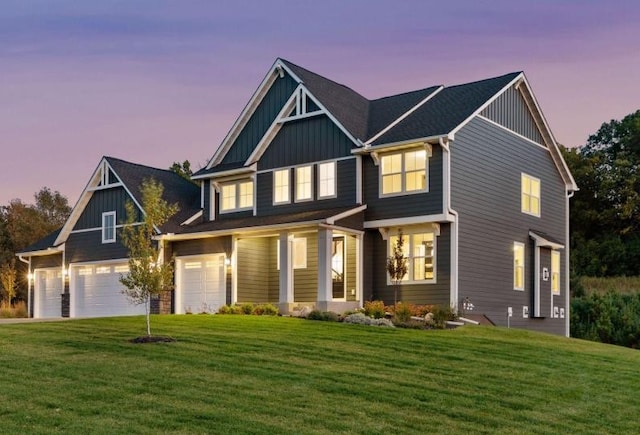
[240,303,254,315]
[394,302,413,323]
[307,310,339,322]
[364,300,387,319]
[0,301,14,318]
[344,312,394,327]
[12,301,27,318]
[430,304,457,329]
[217,305,231,314]
[252,303,279,316]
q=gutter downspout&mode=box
[440,137,459,312]
[18,255,31,318]
[565,190,574,338]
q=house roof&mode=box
[16,228,62,256]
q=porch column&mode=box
[278,232,294,312]
[317,227,333,310]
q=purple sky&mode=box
[2,0,639,206]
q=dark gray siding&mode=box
[481,85,544,145]
[258,116,354,170]
[236,238,271,302]
[31,254,62,269]
[74,187,141,230]
[221,73,298,165]
[256,159,357,216]
[171,237,231,257]
[66,230,129,263]
[363,145,443,221]
[451,116,566,335]
[365,226,451,306]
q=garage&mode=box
[34,268,62,318]
[70,262,147,318]
[175,255,226,314]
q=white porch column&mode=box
[317,228,333,308]
[356,233,363,306]
[279,232,294,312]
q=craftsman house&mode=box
[17,58,577,335]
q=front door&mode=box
[332,236,345,299]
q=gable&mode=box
[72,187,142,231]
[220,72,298,165]
[481,85,544,145]
[258,115,354,170]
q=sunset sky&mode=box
[2,0,639,206]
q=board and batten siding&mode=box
[481,85,544,145]
[221,72,298,165]
[170,237,231,258]
[256,158,357,216]
[73,187,141,230]
[362,145,443,221]
[65,230,129,263]
[365,226,451,306]
[451,116,567,335]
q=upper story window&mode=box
[551,251,561,295]
[388,229,436,284]
[521,173,541,217]
[273,169,290,204]
[220,180,254,213]
[318,161,336,199]
[513,242,525,291]
[380,149,427,196]
[102,211,116,244]
[295,166,313,202]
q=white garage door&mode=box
[34,268,62,318]
[176,255,226,314]
[70,262,147,318]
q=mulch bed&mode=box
[129,336,176,344]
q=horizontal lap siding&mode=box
[237,238,271,302]
[32,254,63,269]
[268,237,279,302]
[294,234,317,303]
[363,146,443,221]
[346,235,357,301]
[451,117,566,335]
[171,237,231,257]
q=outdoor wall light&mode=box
[224,258,231,267]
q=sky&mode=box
[1,0,639,206]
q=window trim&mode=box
[521,173,541,217]
[276,237,307,270]
[386,229,436,285]
[295,165,314,203]
[273,168,291,205]
[513,242,525,291]
[551,250,560,295]
[318,161,337,199]
[101,211,116,244]
[219,179,254,214]
[379,148,429,198]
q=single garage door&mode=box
[70,262,147,318]
[34,268,62,318]
[176,255,226,314]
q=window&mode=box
[220,180,254,212]
[514,242,525,290]
[380,149,427,196]
[388,230,436,283]
[102,211,116,243]
[318,161,336,199]
[551,251,560,295]
[277,237,307,269]
[295,166,313,201]
[273,169,290,204]
[521,173,541,216]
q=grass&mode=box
[1,316,639,434]
[580,276,640,295]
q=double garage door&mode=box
[175,255,226,314]
[70,262,146,318]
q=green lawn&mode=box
[1,316,638,434]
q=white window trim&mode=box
[379,149,429,198]
[551,250,561,295]
[318,161,337,200]
[295,165,314,203]
[273,168,291,205]
[521,173,541,217]
[386,229,437,285]
[101,211,116,244]
[514,242,525,291]
[219,180,254,214]
[276,237,307,270]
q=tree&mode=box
[169,160,194,182]
[386,230,407,308]
[0,258,17,304]
[119,178,178,337]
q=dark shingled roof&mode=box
[105,157,200,233]
[193,161,245,178]
[18,228,62,254]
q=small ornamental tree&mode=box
[386,230,408,308]
[0,258,17,304]
[120,178,178,337]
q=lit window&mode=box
[521,173,541,216]
[273,169,290,204]
[295,166,313,201]
[387,230,436,283]
[96,266,111,274]
[102,211,116,244]
[220,180,254,212]
[551,251,560,295]
[318,161,336,198]
[380,149,427,196]
[514,242,525,290]
[277,237,307,269]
